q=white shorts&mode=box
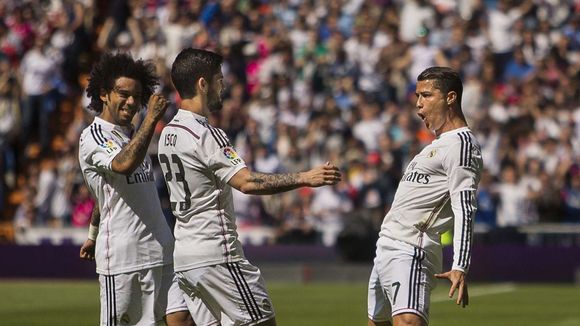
[99,264,215,326]
[367,237,437,323]
[177,260,275,326]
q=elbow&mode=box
[111,161,137,176]
[239,184,259,195]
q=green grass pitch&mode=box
[0,280,579,325]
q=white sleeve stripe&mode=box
[458,190,474,268]
[98,124,108,143]
[209,126,228,148]
[196,118,230,148]
[460,191,468,267]
[90,124,105,144]
[218,129,232,147]
[458,132,472,167]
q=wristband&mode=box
[88,224,99,241]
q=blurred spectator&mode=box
[475,169,497,229]
[487,0,534,80]
[503,46,535,82]
[70,183,94,227]
[562,165,580,222]
[495,164,537,227]
[0,0,578,249]
[0,56,19,212]
[276,198,320,244]
[19,35,61,155]
[352,101,385,151]
[96,0,142,51]
[310,184,352,246]
[34,157,56,226]
[395,26,448,83]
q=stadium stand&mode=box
[0,0,579,251]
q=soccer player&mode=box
[158,48,342,326]
[367,67,483,326]
[77,52,215,326]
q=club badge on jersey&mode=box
[99,139,119,154]
[223,147,243,165]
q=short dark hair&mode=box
[171,48,223,99]
[417,67,463,105]
[86,52,158,114]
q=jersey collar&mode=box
[436,127,471,140]
[177,109,208,123]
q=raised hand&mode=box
[146,93,169,121]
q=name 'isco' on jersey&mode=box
[158,110,247,272]
[379,127,483,273]
[78,117,174,275]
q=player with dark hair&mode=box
[158,48,342,326]
[368,67,483,326]
[78,52,215,326]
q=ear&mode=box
[198,77,208,94]
[446,91,457,106]
[99,90,108,103]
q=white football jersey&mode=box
[379,127,483,273]
[158,110,247,272]
[79,117,174,275]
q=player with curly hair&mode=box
[78,52,216,326]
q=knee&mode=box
[256,317,277,326]
[165,310,194,326]
[393,313,425,326]
[368,319,392,326]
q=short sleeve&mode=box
[203,127,246,183]
[79,126,123,172]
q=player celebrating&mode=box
[78,52,214,326]
[368,67,483,326]
[158,48,342,326]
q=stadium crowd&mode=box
[1,0,579,247]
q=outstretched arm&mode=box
[111,94,168,175]
[228,162,341,195]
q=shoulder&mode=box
[163,119,202,141]
[443,129,481,149]
[441,129,482,168]
[194,119,232,149]
[79,121,117,153]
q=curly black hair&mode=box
[86,52,159,114]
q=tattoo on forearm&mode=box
[90,205,100,227]
[115,132,151,165]
[114,123,155,172]
[249,172,301,192]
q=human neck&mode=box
[435,116,467,137]
[180,97,208,117]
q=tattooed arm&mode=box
[111,94,168,175]
[228,163,341,195]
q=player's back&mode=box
[158,109,247,272]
